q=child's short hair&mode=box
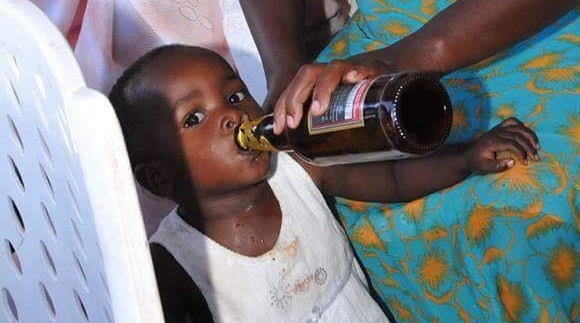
[109,44,212,168]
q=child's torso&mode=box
[150,153,388,322]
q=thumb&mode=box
[478,158,515,173]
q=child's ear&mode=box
[134,161,175,198]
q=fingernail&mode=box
[286,115,295,128]
[507,160,515,168]
[346,70,358,78]
[311,100,321,114]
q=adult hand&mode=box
[272,59,392,134]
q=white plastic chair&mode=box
[0,0,163,322]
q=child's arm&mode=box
[150,244,214,322]
[299,118,539,202]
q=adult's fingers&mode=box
[311,62,384,116]
[310,61,347,116]
[273,64,325,133]
[273,87,290,135]
[341,65,381,83]
[272,61,387,133]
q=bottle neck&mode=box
[235,114,292,152]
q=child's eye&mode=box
[228,91,246,104]
[184,111,206,128]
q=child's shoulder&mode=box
[273,152,325,191]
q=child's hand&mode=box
[464,118,540,174]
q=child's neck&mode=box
[177,180,283,257]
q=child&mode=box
[108,44,539,322]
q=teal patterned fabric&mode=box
[317,1,580,321]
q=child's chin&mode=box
[239,149,269,161]
[241,153,272,183]
[250,151,271,166]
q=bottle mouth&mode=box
[394,75,453,152]
[234,114,278,152]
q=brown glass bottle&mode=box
[235,72,453,166]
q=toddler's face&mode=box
[152,53,271,195]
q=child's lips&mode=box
[237,146,263,158]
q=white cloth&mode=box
[74,0,267,103]
[150,153,387,322]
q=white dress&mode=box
[150,153,388,322]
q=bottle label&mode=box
[307,79,371,135]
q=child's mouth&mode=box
[237,146,263,159]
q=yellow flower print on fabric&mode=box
[451,101,469,133]
[479,248,505,270]
[571,302,580,321]
[558,33,580,44]
[352,218,385,250]
[345,199,370,213]
[525,79,552,95]
[559,112,580,149]
[402,198,425,222]
[495,104,516,120]
[381,21,410,37]
[545,241,580,291]
[422,226,448,244]
[496,275,529,321]
[492,158,542,195]
[417,248,448,290]
[420,0,437,16]
[541,68,579,82]
[526,215,564,238]
[521,53,562,70]
[465,203,496,244]
[386,297,414,322]
[541,153,568,195]
[329,39,347,57]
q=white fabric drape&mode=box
[73,0,267,103]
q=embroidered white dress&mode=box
[150,153,388,322]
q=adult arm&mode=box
[239,0,308,111]
[273,0,580,133]
[355,0,580,73]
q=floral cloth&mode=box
[317,1,580,321]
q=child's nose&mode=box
[220,109,248,133]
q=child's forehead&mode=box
[147,54,231,91]
[144,53,226,83]
[163,51,230,73]
[142,52,237,108]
